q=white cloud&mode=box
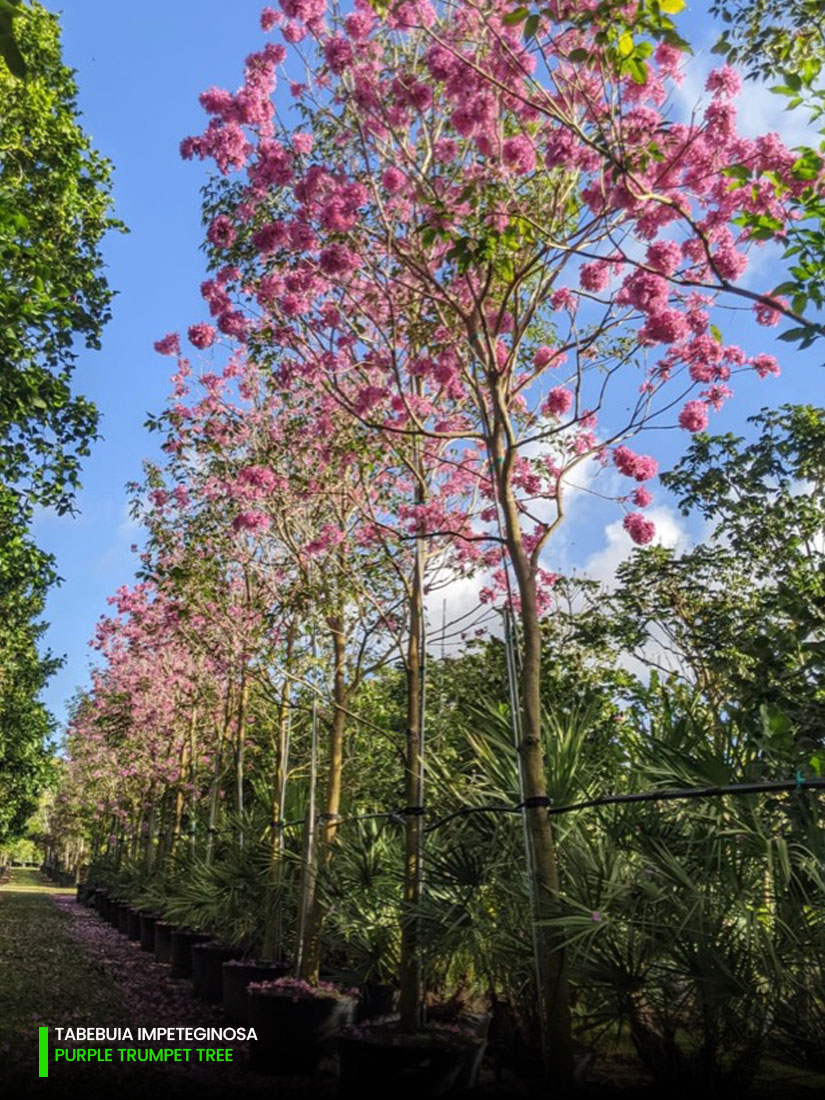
[581,505,690,587]
[673,53,818,149]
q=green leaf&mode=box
[502,6,529,25]
[618,32,634,57]
[721,164,751,181]
[523,12,540,40]
[777,326,812,343]
[627,58,649,84]
[0,24,26,79]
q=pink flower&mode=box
[678,400,709,432]
[319,243,358,276]
[620,270,669,314]
[324,36,353,74]
[382,166,407,193]
[207,215,236,249]
[217,310,249,339]
[632,486,653,508]
[579,260,610,293]
[533,346,563,369]
[502,134,536,175]
[624,512,656,545]
[750,353,780,378]
[291,132,314,154]
[345,11,374,39]
[613,445,658,482]
[232,510,271,534]
[753,298,785,327]
[645,240,681,276]
[252,221,288,254]
[188,323,216,349]
[706,66,742,99]
[199,87,233,115]
[542,386,573,417]
[550,287,577,313]
[260,6,281,30]
[153,332,180,356]
[642,308,690,345]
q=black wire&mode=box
[265,777,825,835]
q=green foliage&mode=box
[0,1,121,514]
[0,487,56,846]
[0,0,26,79]
[660,405,825,752]
[0,2,122,847]
[709,0,825,347]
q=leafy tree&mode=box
[0,0,120,515]
[0,0,26,79]
[0,1,120,844]
[709,0,825,345]
[663,404,825,753]
[0,486,57,845]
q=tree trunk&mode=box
[398,540,425,1031]
[262,628,294,961]
[495,435,574,1089]
[303,616,348,982]
[206,686,234,864]
[235,672,249,848]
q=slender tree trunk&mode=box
[495,430,574,1090]
[206,687,233,864]
[398,539,425,1031]
[303,615,348,981]
[235,672,249,848]
[188,709,198,858]
[170,728,191,866]
[263,627,294,961]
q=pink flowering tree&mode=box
[175,0,812,1078]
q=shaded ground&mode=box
[0,869,329,1099]
[1,870,823,1099]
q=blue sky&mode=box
[33,1,822,730]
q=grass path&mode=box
[0,868,326,1099]
[0,869,131,1095]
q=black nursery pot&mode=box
[356,982,399,1022]
[139,913,158,952]
[222,961,290,1025]
[126,908,142,941]
[337,1030,484,1099]
[169,930,211,978]
[153,921,174,965]
[190,943,243,1003]
[247,989,356,1076]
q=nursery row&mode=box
[33,0,825,1092]
[63,873,489,1097]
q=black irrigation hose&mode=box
[265,777,825,836]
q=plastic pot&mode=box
[169,930,211,978]
[221,961,290,1025]
[247,988,356,1075]
[356,982,399,1022]
[139,913,158,953]
[191,943,243,1002]
[337,1029,484,1098]
[153,921,174,965]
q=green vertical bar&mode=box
[38,1026,48,1077]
